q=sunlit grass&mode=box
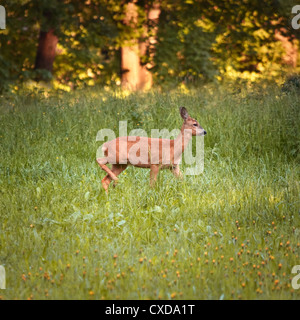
[0,84,299,300]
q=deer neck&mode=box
[173,125,193,162]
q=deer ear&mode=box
[180,107,189,120]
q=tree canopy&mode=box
[0,0,299,92]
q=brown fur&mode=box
[97,107,206,193]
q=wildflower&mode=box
[257,272,262,277]
[43,272,50,280]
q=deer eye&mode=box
[193,123,198,127]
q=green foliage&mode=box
[282,74,300,93]
[0,84,299,299]
[154,2,217,84]
[0,0,299,91]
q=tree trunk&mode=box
[121,2,140,90]
[121,45,140,90]
[139,2,161,90]
[121,1,160,90]
[34,28,58,74]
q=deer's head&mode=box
[180,107,207,136]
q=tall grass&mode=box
[0,83,299,299]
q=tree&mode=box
[120,0,160,90]
[34,11,59,75]
[0,0,298,92]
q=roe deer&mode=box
[96,107,206,193]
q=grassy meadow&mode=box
[0,83,299,300]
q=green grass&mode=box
[0,84,299,300]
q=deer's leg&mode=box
[172,164,183,179]
[111,164,127,187]
[101,164,128,193]
[96,158,118,181]
[150,164,160,187]
[101,174,112,193]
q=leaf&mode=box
[152,205,162,213]
[117,220,126,226]
[36,187,41,199]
